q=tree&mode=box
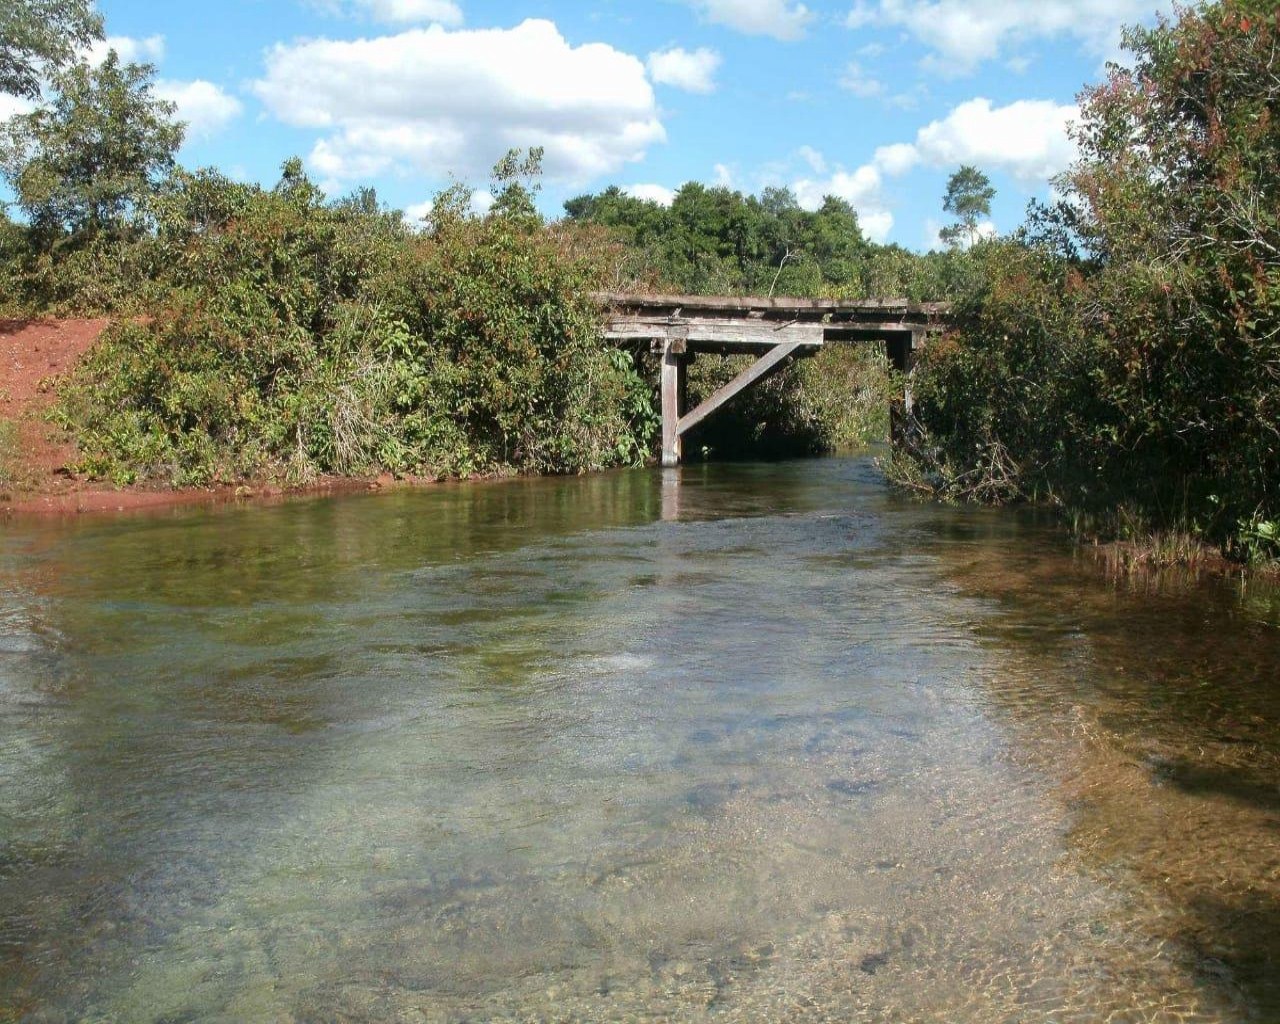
[939,165,995,248]
[489,146,545,224]
[0,0,103,100]
[0,52,184,242]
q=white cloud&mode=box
[647,46,722,93]
[156,80,243,139]
[873,141,919,175]
[911,97,1078,183]
[844,0,1174,73]
[713,163,736,187]
[791,159,894,242]
[86,34,166,66]
[624,183,677,205]
[253,19,664,185]
[868,97,1077,185]
[690,0,813,41]
[838,61,885,98]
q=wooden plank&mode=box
[676,342,805,438]
[592,290,950,318]
[660,342,685,467]
[604,316,826,347]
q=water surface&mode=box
[2,457,1278,1022]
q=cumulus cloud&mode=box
[624,183,677,205]
[865,98,1076,185]
[872,141,919,175]
[908,97,1078,183]
[845,0,1174,72]
[788,95,1072,245]
[253,19,665,185]
[689,0,813,41]
[156,80,243,139]
[647,47,722,93]
[402,199,435,227]
[790,154,894,242]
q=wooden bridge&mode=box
[594,292,949,465]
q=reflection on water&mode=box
[1,458,1277,1022]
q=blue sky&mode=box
[14,0,1177,248]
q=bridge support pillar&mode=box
[660,339,687,467]
[888,328,923,444]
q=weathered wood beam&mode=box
[676,342,807,439]
[604,316,826,348]
[592,290,950,318]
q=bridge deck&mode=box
[594,291,948,354]
[591,292,950,465]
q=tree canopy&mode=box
[563,183,873,295]
[900,0,1280,560]
[0,52,184,242]
[0,0,103,100]
[939,165,995,248]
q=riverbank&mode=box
[0,319,383,516]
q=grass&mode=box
[0,418,22,491]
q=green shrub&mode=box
[895,1,1280,561]
[56,160,657,486]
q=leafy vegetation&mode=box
[52,160,656,486]
[895,0,1280,563]
[939,166,995,249]
[563,181,984,303]
[0,0,102,101]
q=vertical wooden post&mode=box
[905,327,924,418]
[660,338,686,467]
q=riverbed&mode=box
[2,456,1278,1022]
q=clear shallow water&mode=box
[1,457,1278,1022]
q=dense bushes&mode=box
[896,0,1280,561]
[54,164,657,486]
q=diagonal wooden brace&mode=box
[675,341,807,439]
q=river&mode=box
[2,456,1278,1022]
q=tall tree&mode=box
[0,0,103,100]
[0,52,184,242]
[939,165,995,248]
